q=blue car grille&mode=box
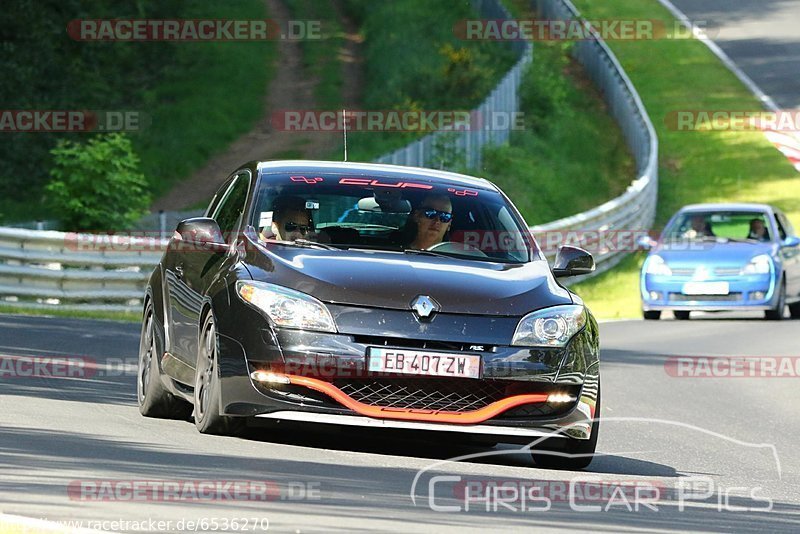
[668,293,743,302]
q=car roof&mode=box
[252,160,498,191]
[678,202,775,213]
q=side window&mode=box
[777,212,795,238]
[774,213,788,241]
[212,171,251,242]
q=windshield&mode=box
[663,210,773,242]
[250,172,538,263]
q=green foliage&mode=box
[46,134,150,231]
[0,0,273,221]
[341,0,517,162]
[481,42,634,225]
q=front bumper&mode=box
[215,305,600,441]
[641,272,776,312]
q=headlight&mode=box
[741,254,772,275]
[236,281,336,332]
[644,255,672,276]
[512,305,587,348]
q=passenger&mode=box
[748,218,770,241]
[259,196,314,242]
[407,194,453,250]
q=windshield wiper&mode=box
[403,248,452,258]
[262,238,339,251]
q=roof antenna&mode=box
[342,109,348,162]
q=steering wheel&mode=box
[426,241,488,258]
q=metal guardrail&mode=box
[531,0,658,280]
[373,0,532,171]
[0,227,166,313]
[0,0,658,312]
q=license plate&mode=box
[682,281,730,296]
[367,347,481,379]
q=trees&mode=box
[46,134,151,231]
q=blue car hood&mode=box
[653,241,776,267]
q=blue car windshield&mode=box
[664,211,772,242]
[251,172,539,263]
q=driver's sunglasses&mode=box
[284,222,312,235]
[421,208,453,223]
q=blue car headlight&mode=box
[512,305,587,347]
[741,254,772,275]
[644,254,672,276]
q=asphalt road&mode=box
[1,313,799,533]
[668,0,800,110]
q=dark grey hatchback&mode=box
[137,160,600,469]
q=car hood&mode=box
[245,245,572,316]
[653,241,776,267]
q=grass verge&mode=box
[0,306,140,324]
[567,0,800,319]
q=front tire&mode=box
[765,280,786,321]
[673,311,691,320]
[643,310,661,320]
[532,384,600,470]
[194,312,246,435]
[137,300,191,419]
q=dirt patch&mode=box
[154,0,363,210]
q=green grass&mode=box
[481,39,635,225]
[567,0,800,319]
[284,0,346,110]
[0,306,140,324]
[137,1,276,201]
[341,0,518,163]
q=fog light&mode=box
[649,291,662,300]
[547,393,577,404]
[250,371,290,384]
[750,291,766,301]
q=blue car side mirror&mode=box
[783,236,800,247]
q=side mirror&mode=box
[553,245,595,278]
[637,234,657,251]
[174,217,229,253]
[783,236,800,247]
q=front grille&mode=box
[670,268,695,276]
[714,267,741,276]
[668,293,743,302]
[332,377,543,412]
[352,335,492,353]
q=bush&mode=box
[46,134,151,231]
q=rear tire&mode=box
[673,311,691,320]
[765,280,786,321]
[643,310,661,320]
[532,384,600,470]
[194,312,246,436]
[137,300,192,419]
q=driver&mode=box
[407,194,453,250]
[259,196,314,242]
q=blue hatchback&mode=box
[640,203,800,320]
